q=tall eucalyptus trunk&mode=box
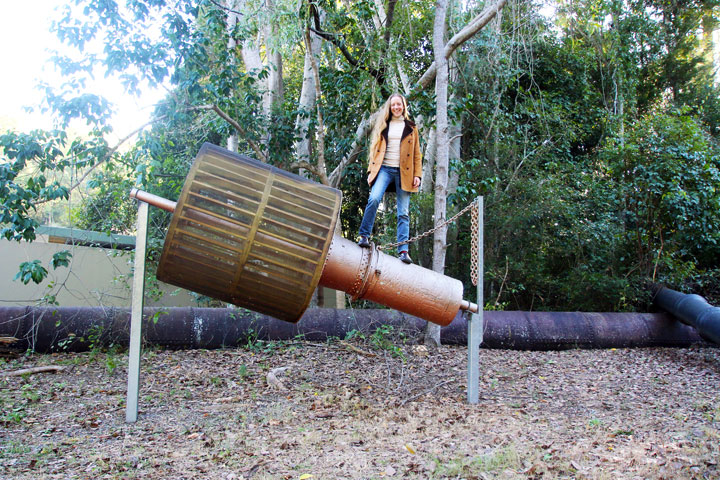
[421,127,437,194]
[225,0,241,152]
[425,0,450,348]
[293,27,323,167]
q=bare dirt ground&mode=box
[1,337,719,480]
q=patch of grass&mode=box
[241,329,291,353]
[52,381,68,392]
[693,400,720,422]
[21,384,40,403]
[2,406,26,424]
[433,446,522,476]
[237,364,250,379]
[0,440,32,457]
[345,325,407,359]
[588,418,602,428]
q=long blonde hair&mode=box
[368,93,410,161]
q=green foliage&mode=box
[242,329,288,353]
[14,252,71,286]
[603,108,720,276]
[345,325,406,358]
[369,325,405,359]
[51,251,72,269]
[0,130,71,241]
[14,261,48,285]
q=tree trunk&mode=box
[225,0,240,152]
[294,27,323,168]
[421,127,437,194]
[237,0,283,157]
[241,36,263,74]
[262,0,284,150]
[263,6,284,114]
[425,0,449,348]
[445,111,462,276]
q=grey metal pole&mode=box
[126,200,148,423]
[467,196,483,404]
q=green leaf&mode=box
[51,251,73,269]
[14,260,49,285]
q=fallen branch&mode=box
[0,337,19,345]
[399,379,454,406]
[338,340,376,357]
[1,366,66,377]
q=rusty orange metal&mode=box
[130,188,177,212]
[132,143,479,327]
[319,236,464,326]
[155,144,341,323]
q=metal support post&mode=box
[126,200,148,423]
[467,196,483,404]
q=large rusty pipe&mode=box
[0,307,710,353]
[130,189,475,326]
[320,236,464,326]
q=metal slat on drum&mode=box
[157,143,342,323]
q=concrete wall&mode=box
[0,237,196,307]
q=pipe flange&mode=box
[354,245,379,302]
[348,243,372,300]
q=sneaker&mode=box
[399,251,412,264]
[358,236,371,248]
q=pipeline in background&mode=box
[652,285,720,345]
[0,307,711,353]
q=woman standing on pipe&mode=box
[357,93,423,264]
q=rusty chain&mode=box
[378,199,480,286]
[470,199,479,286]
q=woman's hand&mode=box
[413,176,421,188]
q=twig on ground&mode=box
[338,340,377,357]
[2,366,66,377]
[399,379,454,406]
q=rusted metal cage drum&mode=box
[157,143,342,323]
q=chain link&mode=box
[470,199,479,286]
[378,199,479,257]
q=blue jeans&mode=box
[358,166,410,254]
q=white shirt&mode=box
[382,118,405,167]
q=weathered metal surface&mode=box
[1,307,711,352]
[130,188,177,212]
[460,300,479,313]
[652,286,720,345]
[157,143,342,323]
[460,311,708,350]
[320,237,463,326]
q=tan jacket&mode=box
[367,120,422,193]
